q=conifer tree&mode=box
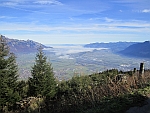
[28,48,56,98]
[0,35,20,112]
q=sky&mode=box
[0,0,150,44]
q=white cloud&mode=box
[0,16,8,19]
[113,0,150,11]
[34,0,63,5]
[119,10,123,12]
[142,9,150,13]
[46,45,107,57]
[133,9,150,13]
[0,0,27,6]
[104,17,114,22]
[1,2,18,6]
[0,0,63,9]
[0,20,150,35]
[0,16,16,19]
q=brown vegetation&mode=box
[16,69,150,113]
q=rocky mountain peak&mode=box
[1,35,51,53]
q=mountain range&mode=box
[119,41,150,58]
[1,35,150,58]
[84,41,150,58]
[1,35,51,53]
[84,42,137,52]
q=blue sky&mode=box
[0,0,150,44]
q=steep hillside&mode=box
[84,42,137,52]
[120,41,150,58]
[1,35,52,53]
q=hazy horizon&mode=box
[2,34,149,45]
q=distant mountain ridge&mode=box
[1,35,52,53]
[84,42,137,52]
[119,41,150,58]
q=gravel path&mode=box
[126,98,150,113]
